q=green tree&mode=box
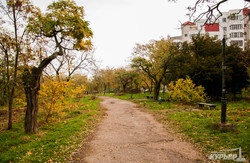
[226,45,249,97]
[23,0,93,133]
[168,34,249,99]
[116,68,133,93]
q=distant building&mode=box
[171,8,250,50]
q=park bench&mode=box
[198,102,217,109]
[146,96,154,99]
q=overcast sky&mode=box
[33,0,248,69]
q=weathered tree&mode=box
[131,38,178,100]
[23,0,93,133]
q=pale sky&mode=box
[33,0,248,69]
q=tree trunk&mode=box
[5,48,12,130]
[122,83,127,93]
[8,2,20,130]
[153,82,161,101]
[24,86,39,133]
[22,68,41,134]
[150,81,153,94]
[7,99,13,130]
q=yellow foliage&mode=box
[168,76,206,105]
[15,98,26,106]
[71,84,86,98]
[39,78,73,122]
[39,75,87,122]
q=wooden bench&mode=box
[198,102,217,109]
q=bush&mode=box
[168,76,206,105]
[39,78,73,122]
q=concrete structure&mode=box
[171,8,250,50]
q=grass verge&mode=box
[0,96,104,162]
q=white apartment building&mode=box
[171,8,250,50]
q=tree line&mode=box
[90,35,249,102]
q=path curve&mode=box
[74,96,205,163]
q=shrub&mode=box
[39,78,73,122]
[168,76,206,105]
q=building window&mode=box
[230,40,243,46]
[230,32,244,38]
[185,34,188,37]
[223,27,227,31]
[230,24,243,30]
[230,15,242,20]
[222,18,227,22]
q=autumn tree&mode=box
[0,0,33,129]
[0,31,14,106]
[115,68,132,93]
[127,71,140,98]
[115,69,139,93]
[23,0,93,133]
[131,38,178,100]
[90,70,103,93]
[95,68,116,94]
[138,72,154,94]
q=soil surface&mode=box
[73,96,206,163]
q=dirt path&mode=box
[73,96,205,163]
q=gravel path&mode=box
[73,96,205,163]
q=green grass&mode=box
[0,96,103,163]
[108,93,250,160]
[167,101,249,161]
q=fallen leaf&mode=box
[26,151,32,155]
